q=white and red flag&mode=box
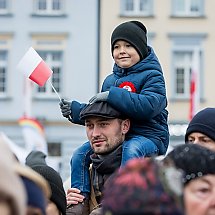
[189,49,200,120]
[17,47,53,86]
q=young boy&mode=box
[60,20,169,212]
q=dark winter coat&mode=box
[71,46,169,155]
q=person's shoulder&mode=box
[89,207,102,215]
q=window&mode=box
[0,0,10,15]
[36,50,62,96]
[168,34,206,100]
[48,142,61,156]
[120,0,153,16]
[0,35,12,97]
[31,34,67,98]
[47,142,62,172]
[172,0,204,17]
[0,50,7,95]
[33,0,65,16]
[173,51,192,97]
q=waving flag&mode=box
[17,47,53,86]
[19,117,48,155]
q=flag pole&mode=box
[24,79,33,117]
[48,79,72,121]
[48,79,61,101]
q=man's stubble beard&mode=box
[94,136,124,155]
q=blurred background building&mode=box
[0,0,215,181]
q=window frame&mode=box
[0,35,12,98]
[31,34,67,99]
[0,50,7,95]
[171,47,203,100]
[35,50,63,98]
[168,33,206,101]
[0,0,11,15]
[33,0,65,16]
[172,49,193,99]
[120,0,153,17]
[171,0,204,17]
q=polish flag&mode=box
[189,49,200,120]
[17,47,53,86]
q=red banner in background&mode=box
[189,49,200,120]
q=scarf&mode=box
[90,145,122,203]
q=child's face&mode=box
[113,40,140,68]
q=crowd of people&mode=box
[63,102,215,215]
[1,102,215,215]
[1,20,215,215]
[59,20,169,214]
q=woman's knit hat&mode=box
[111,21,148,60]
[25,150,67,215]
[15,163,51,215]
[102,157,184,215]
[185,107,215,142]
[165,144,215,184]
[0,133,27,215]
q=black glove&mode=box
[89,91,109,104]
[59,99,72,120]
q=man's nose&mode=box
[193,138,200,144]
[92,126,101,137]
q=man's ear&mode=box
[122,119,130,134]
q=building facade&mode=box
[0,0,99,180]
[99,0,215,146]
[1,0,215,180]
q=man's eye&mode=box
[202,138,212,142]
[100,123,108,127]
[86,124,93,128]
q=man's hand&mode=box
[59,99,72,120]
[66,188,85,206]
[89,91,109,104]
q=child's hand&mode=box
[59,99,72,121]
[89,91,109,104]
